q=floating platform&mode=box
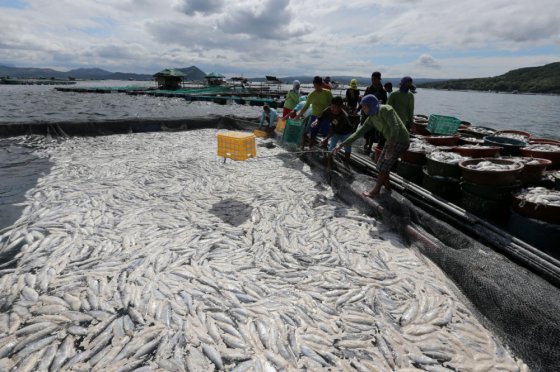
[1,78,76,85]
[55,85,286,108]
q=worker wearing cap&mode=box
[334,94,409,198]
[388,76,415,130]
[296,76,333,147]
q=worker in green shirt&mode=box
[333,94,410,198]
[296,76,333,148]
[282,80,300,119]
[387,76,415,130]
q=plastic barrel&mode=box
[422,168,461,202]
[396,160,423,184]
[426,156,461,178]
[508,209,560,257]
[461,181,521,202]
[483,136,527,156]
[460,189,510,222]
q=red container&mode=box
[459,158,524,186]
[411,121,430,136]
[400,149,428,165]
[452,146,502,158]
[424,135,460,146]
[512,194,560,224]
[502,157,552,184]
[521,147,560,170]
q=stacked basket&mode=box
[458,158,524,222]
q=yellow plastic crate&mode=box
[217,131,256,161]
[254,129,269,138]
[275,119,286,134]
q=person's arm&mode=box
[270,109,278,126]
[408,94,414,125]
[334,117,374,153]
[259,112,265,129]
[387,92,395,107]
[297,96,311,118]
[381,89,388,104]
[381,109,401,158]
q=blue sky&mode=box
[0,0,558,78]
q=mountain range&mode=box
[418,62,560,94]
[0,65,207,81]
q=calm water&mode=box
[0,81,559,139]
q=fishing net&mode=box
[302,151,560,372]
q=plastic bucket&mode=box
[396,160,423,184]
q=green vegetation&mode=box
[418,62,560,94]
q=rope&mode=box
[254,149,331,159]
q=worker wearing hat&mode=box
[387,76,415,130]
[345,79,361,114]
[334,94,409,198]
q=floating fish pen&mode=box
[0,117,559,371]
[1,78,76,85]
[55,84,287,108]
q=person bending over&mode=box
[320,96,355,161]
[258,104,278,132]
[333,94,409,198]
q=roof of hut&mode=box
[204,72,225,79]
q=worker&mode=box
[362,71,388,154]
[258,104,278,132]
[296,76,333,148]
[333,94,409,198]
[345,79,361,114]
[282,80,300,119]
[320,96,354,161]
[387,76,415,130]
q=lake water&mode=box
[0,81,558,139]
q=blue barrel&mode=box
[483,136,527,156]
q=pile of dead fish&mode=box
[0,130,527,371]
[428,151,469,164]
[408,139,436,153]
[495,133,529,142]
[514,187,560,207]
[525,144,560,152]
[464,160,521,171]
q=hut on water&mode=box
[204,72,226,86]
[153,68,185,90]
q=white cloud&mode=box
[416,54,441,69]
[0,0,558,77]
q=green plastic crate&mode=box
[282,119,305,145]
[427,115,461,135]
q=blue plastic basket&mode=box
[427,115,461,135]
[282,119,305,145]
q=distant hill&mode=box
[177,66,207,81]
[249,75,445,87]
[0,65,207,81]
[418,62,560,94]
